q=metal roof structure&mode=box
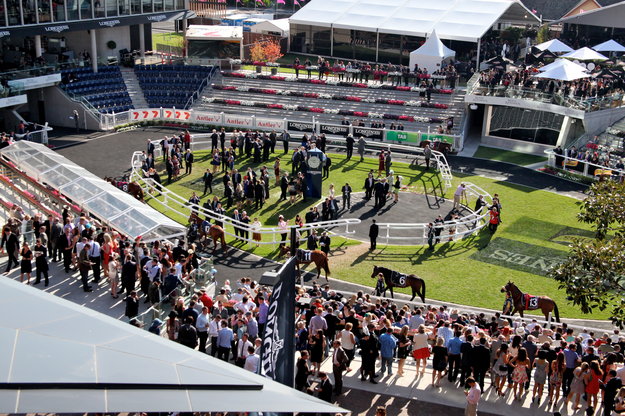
[0,141,185,242]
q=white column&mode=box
[482,105,492,137]
[475,38,481,72]
[375,31,379,63]
[34,35,42,57]
[556,116,572,147]
[330,26,333,57]
[90,29,98,73]
[139,23,146,64]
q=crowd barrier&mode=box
[100,107,463,151]
[545,151,625,180]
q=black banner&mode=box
[353,126,384,140]
[287,121,314,133]
[0,10,188,37]
[261,256,296,387]
[319,123,349,136]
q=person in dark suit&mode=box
[374,180,385,209]
[56,228,74,273]
[345,134,355,160]
[319,232,331,256]
[232,210,243,239]
[254,181,265,209]
[364,173,375,200]
[279,173,289,201]
[166,158,174,184]
[307,230,318,250]
[460,334,474,386]
[332,340,349,395]
[202,169,213,195]
[369,219,379,250]
[1,227,20,273]
[211,129,218,152]
[240,211,250,240]
[147,139,155,157]
[295,350,312,391]
[33,239,49,286]
[359,331,379,383]
[184,149,194,175]
[281,130,291,153]
[316,372,333,402]
[323,155,331,178]
[471,337,491,391]
[232,169,242,187]
[120,255,137,298]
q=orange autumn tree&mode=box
[263,39,283,63]
[250,41,266,62]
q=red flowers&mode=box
[387,99,406,105]
[303,93,319,98]
[353,111,369,117]
[352,83,368,88]
[310,108,324,113]
[267,104,284,109]
[398,115,414,122]
[225,100,241,105]
[346,96,362,101]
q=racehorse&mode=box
[501,281,560,323]
[371,265,426,302]
[187,212,228,254]
[279,245,330,281]
[105,176,144,201]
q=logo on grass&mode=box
[470,238,568,276]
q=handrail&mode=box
[377,182,492,244]
[184,68,218,110]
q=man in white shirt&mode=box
[196,306,210,353]
[235,333,253,368]
[244,346,259,373]
[88,236,101,283]
[235,296,255,314]
[453,183,466,209]
[144,258,161,282]
[208,315,222,357]
[436,322,453,344]
[465,376,481,416]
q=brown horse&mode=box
[501,281,560,323]
[279,246,330,281]
[187,212,228,254]
[104,177,144,201]
[371,266,426,302]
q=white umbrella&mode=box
[562,47,608,61]
[593,39,625,52]
[535,39,574,53]
[538,58,588,72]
[534,64,590,81]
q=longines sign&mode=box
[1,11,184,37]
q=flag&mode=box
[531,8,536,13]
[260,256,296,387]
[277,0,285,3]
[294,0,300,4]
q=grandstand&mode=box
[195,73,466,135]
[60,66,133,114]
[135,64,218,109]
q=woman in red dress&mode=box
[584,361,603,411]
[378,151,385,176]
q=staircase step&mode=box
[121,68,149,109]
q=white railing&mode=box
[378,182,492,244]
[130,151,360,246]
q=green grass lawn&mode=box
[473,146,548,166]
[152,32,184,50]
[148,150,605,320]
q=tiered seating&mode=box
[195,75,465,135]
[135,64,216,109]
[61,66,133,114]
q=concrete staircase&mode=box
[120,68,148,109]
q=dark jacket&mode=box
[369,223,379,238]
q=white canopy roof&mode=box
[538,58,587,72]
[250,18,290,36]
[0,277,345,414]
[289,0,539,43]
[534,39,573,53]
[562,47,609,61]
[0,141,185,242]
[593,39,625,52]
[555,2,625,29]
[186,25,243,40]
[534,64,590,81]
[409,30,456,73]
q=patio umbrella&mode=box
[562,47,608,61]
[535,39,574,53]
[538,58,587,72]
[593,39,625,52]
[534,64,590,81]
[593,68,618,79]
[535,50,558,62]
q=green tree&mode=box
[536,26,550,44]
[551,181,625,327]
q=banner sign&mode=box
[174,110,191,121]
[319,123,349,136]
[224,114,253,128]
[421,133,454,145]
[131,109,161,121]
[256,117,286,130]
[192,111,222,125]
[287,121,314,133]
[386,131,421,143]
[353,126,384,140]
[261,257,296,387]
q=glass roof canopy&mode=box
[1,141,185,242]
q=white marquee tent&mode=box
[562,47,609,61]
[0,277,345,414]
[0,141,186,242]
[534,39,573,53]
[593,39,625,52]
[289,0,539,43]
[538,58,587,72]
[409,30,456,74]
[534,64,590,81]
